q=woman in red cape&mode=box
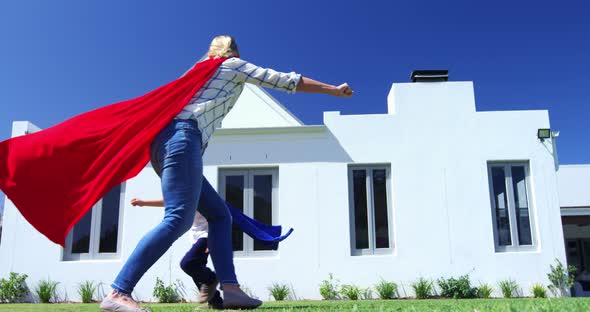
[1,35,353,311]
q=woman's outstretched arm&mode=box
[296,77,353,97]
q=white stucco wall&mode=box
[221,84,303,129]
[0,81,568,301]
[301,82,563,298]
[558,165,590,208]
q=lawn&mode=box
[1,299,590,312]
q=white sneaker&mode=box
[100,296,150,312]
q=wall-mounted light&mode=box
[537,128,551,142]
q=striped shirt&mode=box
[176,57,301,152]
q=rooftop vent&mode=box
[410,70,449,82]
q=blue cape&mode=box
[200,179,293,250]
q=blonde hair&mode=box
[207,35,239,58]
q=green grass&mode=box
[1,298,590,311]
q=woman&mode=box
[97,35,353,311]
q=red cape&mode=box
[0,57,226,246]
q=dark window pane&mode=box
[253,175,273,251]
[491,167,512,246]
[99,185,121,253]
[71,209,92,254]
[511,166,532,245]
[226,175,244,252]
[353,170,369,250]
[372,170,389,249]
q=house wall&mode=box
[558,165,590,208]
[0,82,567,301]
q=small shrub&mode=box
[78,281,97,303]
[153,278,181,303]
[476,283,493,298]
[375,279,398,299]
[319,273,340,300]
[547,258,576,297]
[437,274,475,299]
[35,278,59,303]
[268,282,290,301]
[411,278,433,299]
[498,279,519,298]
[531,283,547,298]
[0,272,29,303]
[340,284,362,300]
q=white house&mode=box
[0,76,583,301]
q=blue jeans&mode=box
[112,119,237,295]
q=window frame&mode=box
[487,162,537,252]
[348,165,394,256]
[63,184,125,261]
[218,168,279,257]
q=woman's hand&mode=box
[334,83,353,97]
[130,198,144,206]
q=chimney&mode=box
[410,70,449,82]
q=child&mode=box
[131,198,223,309]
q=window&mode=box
[219,169,278,256]
[63,184,125,260]
[487,163,535,251]
[348,166,393,255]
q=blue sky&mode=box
[1,1,589,212]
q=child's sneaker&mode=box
[197,278,219,303]
[208,301,224,310]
